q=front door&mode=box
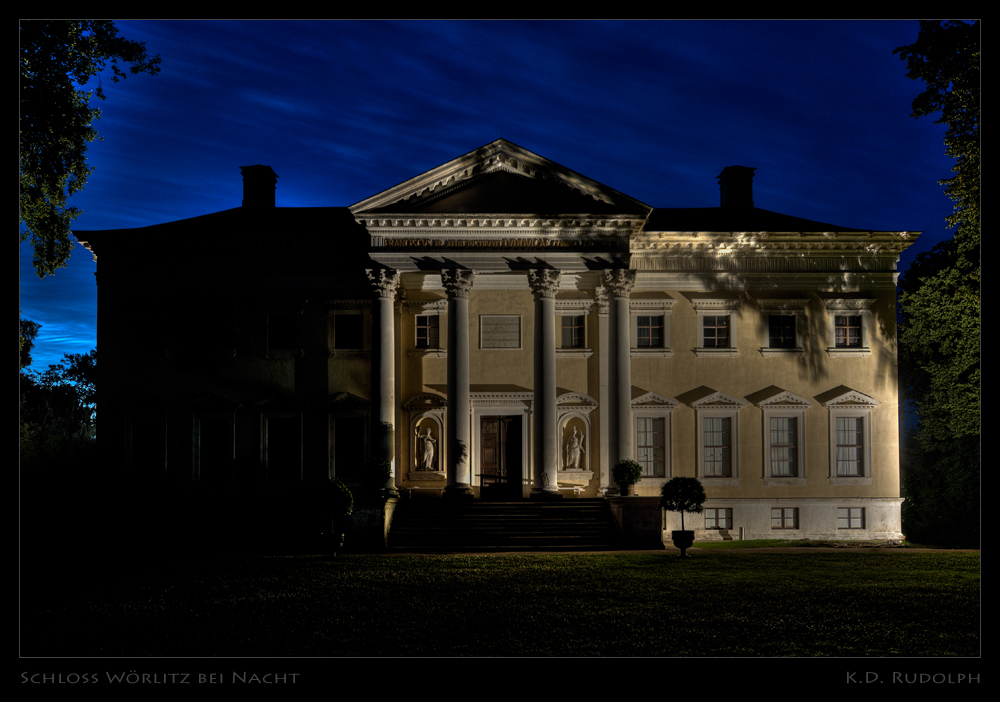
[480,416,522,499]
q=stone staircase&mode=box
[387,499,624,552]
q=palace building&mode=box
[78,139,918,542]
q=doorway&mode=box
[479,416,522,499]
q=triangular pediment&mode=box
[350,139,650,217]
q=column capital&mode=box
[594,284,610,315]
[441,269,475,299]
[528,269,561,299]
[603,269,636,298]
[367,268,400,299]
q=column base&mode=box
[530,489,564,501]
[443,484,475,500]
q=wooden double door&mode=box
[479,416,522,499]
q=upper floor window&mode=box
[555,300,594,358]
[703,315,730,348]
[334,313,364,350]
[769,315,796,349]
[328,306,371,354]
[405,300,446,358]
[824,299,873,357]
[561,314,585,348]
[758,299,807,357]
[630,299,674,356]
[416,315,440,349]
[692,299,740,357]
[636,315,664,348]
[835,315,862,348]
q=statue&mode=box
[415,426,437,470]
[565,427,585,469]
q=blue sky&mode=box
[19,20,957,372]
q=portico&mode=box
[349,140,648,499]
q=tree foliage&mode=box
[660,477,706,531]
[20,327,98,467]
[19,20,160,277]
[894,22,980,546]
[894,20,980,242]
[894,21,980,450]
[20,313,41,369]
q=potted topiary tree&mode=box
[660,477,707,557]
[612,458,643,496]
[327,478,354,555]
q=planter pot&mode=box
[621,484,636,496]
[671,529,695,557]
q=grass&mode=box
[21,550,980,657]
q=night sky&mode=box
[19,20,957,372]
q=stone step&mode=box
[388,499,623,552]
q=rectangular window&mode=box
[265,415,302,482]
[835,417,864,476]
[416,315,439,348]
[771,507,798,529]
[768,315,796,349]
[561,315,585,348]
[703,417,732,477]
[268,313,298,350]
[636,315,664,348]
[835,315,862,348]
[334,314,364,350]
[703,315,730,348]
[705,508,733,530]
[769,417,798,477]
[636,417,665,477]
[838,507,865,529]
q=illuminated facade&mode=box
[80,139,918,541]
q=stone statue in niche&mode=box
[565,426,585,469]
[415,426,437,470]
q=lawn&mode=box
[21,550,979,657]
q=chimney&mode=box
[240,165,278,208]
[716,165,756,208]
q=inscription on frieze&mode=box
[480,315,521,349]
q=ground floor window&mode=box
[636,416,665,477]
[835,416,864,476]
[837,507,865,529]
[703,417,732,477]
[771,507,798,529]
[705,508,732,530]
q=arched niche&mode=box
[556,392,598,480]
[403,393,447,478]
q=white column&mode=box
[604,270,636,472]
[594,284,611,494]
[529,269,561,498]
[367,268,400,493]
[442,269,475,499]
